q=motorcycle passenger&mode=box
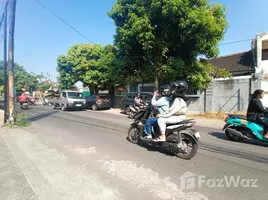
[143,86,172,139]
[247,89,268,138]
[154,80,188,142]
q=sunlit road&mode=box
[1,104,268,200]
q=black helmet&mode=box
[160,85,171,96]
[170,80,188,94]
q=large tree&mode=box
[56,54,77,89]
[0,61,40,92]
[108,0,229,90]
[37,81,52,91]
[57,43,118,93]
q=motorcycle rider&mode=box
[143,85,172,139]
[154,80,188,142]
[134,93,142,105]
[247,89,268,138]
[134,92,146,110]
[18,92,30,106]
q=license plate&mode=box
[104,99,109,102]
[76,104,81,107]
[195,132,201,139]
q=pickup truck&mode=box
[49,90,87,111]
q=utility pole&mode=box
[3,0,8,123]
[7,0,16,123]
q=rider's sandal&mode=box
[153,136,166,142]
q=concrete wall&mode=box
[188,76,251,112]
[110,76,252,112]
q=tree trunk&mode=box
[94,87,99,94]
[108,85,114,108]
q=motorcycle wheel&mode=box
[125,106,131,114]
[176,134,198,160]
[127,125,140,144]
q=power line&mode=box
[219,38,253,46]
[34,0,255,47]
[0,0,10,33]
[35,0,95,44]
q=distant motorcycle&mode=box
[127,103,201,160]
[127,102,148,119]
[42,98,50,106]
[19,101,29,109]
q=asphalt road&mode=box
[4,104,268,200]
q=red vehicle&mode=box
[28,97,36,105]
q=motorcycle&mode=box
[127,103,201,160]
[223,114,268,142]
[28,98,36,106]
[19,101,29,109]
[128,102,148,119]
[42,98,50,106]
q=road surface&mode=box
[1,104,268,200]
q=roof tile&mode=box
[208,50,255,75]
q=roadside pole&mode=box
[7,0,16,123]
[3,0,8,123]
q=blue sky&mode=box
[0,0,268,81]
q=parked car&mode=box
[86,94,111,111]
[120,92,153,113]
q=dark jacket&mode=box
[247,98,268,121]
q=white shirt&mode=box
[160,97,187,118]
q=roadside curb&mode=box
[0,109,4,126]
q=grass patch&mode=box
[4,113,31,128]
[188,111,246,120]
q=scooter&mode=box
[222,114,268,142]
[127,103,200,159]
[42,98,50,106]
[128,102,148,119]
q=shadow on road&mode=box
[137,141,176,157]
[125,137,184,159]
[120,111,127,115]
[208,131,227,140]
[27,111,58,122]
[125,133,268,164]
[209,131,268,148]
[202,143,268,165]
